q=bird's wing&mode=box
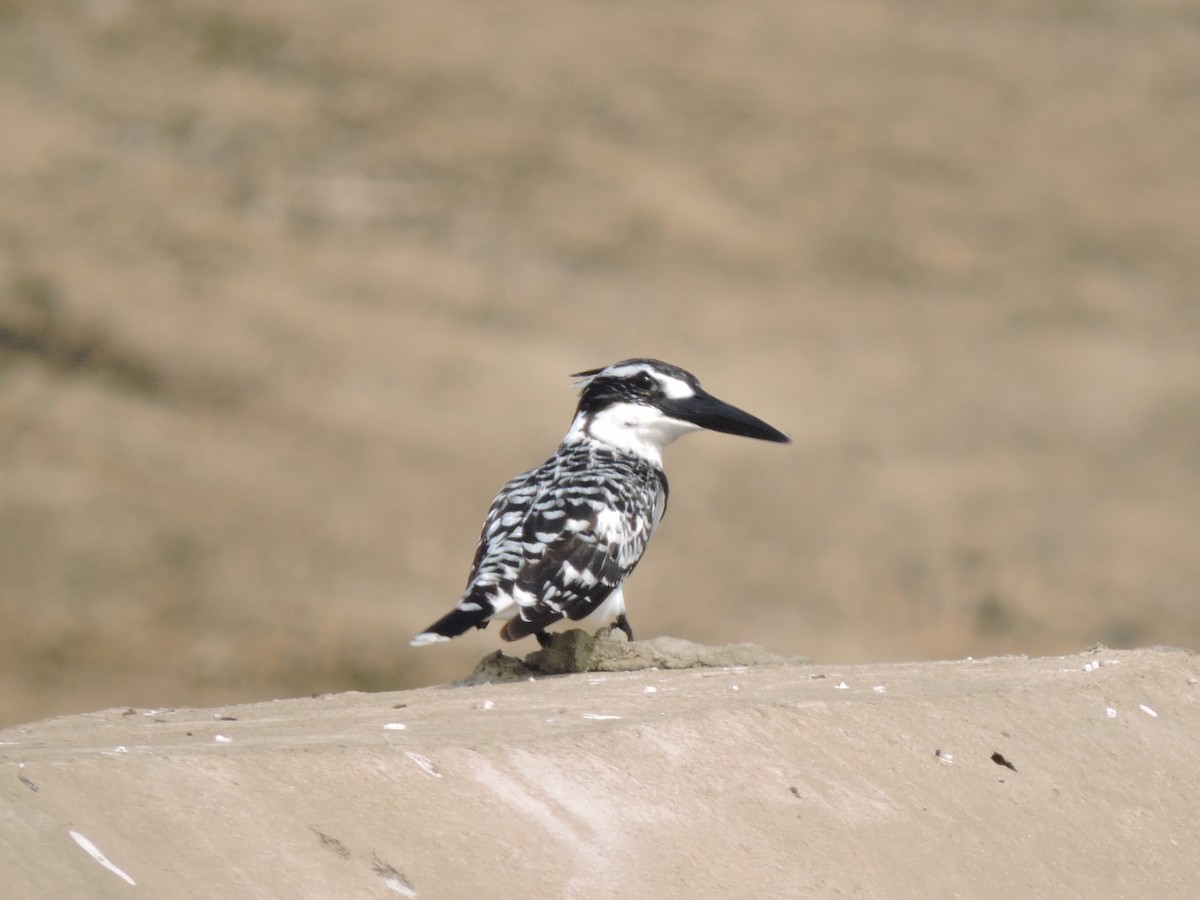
[497,487,656,641]
[414,445,666,646]
[466,450,664,641]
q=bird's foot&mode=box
[609,614,635,642]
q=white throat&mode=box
[564,402,699,465]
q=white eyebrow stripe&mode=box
[658,375,695,399]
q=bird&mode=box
[410,358,789,649]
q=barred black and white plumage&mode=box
[410,358,789,648]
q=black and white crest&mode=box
[411,358,789,648]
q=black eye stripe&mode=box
[574,366,676,417]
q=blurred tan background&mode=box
[1,0,1197,727]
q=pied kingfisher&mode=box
[410,358,789,648]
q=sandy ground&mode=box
[1,1,1199,729]
[2,644,1197,898]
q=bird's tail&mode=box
[409,593,495,647]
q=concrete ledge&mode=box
[2,646,1196,898]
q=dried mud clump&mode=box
[458,628,806,684]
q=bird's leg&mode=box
[611,614,635,642]
[535,630,552,649]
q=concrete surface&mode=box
[2,645,1197,898]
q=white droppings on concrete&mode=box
[214,735,232,743]
[1106,707,1117,719]
[406,752,441,778]
[382,874,419,897]
[1139,704,1158,718]
[384,723,407,731]
[69,831,136,885]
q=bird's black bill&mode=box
[664,391,790,443]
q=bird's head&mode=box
[564,358,790,463]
